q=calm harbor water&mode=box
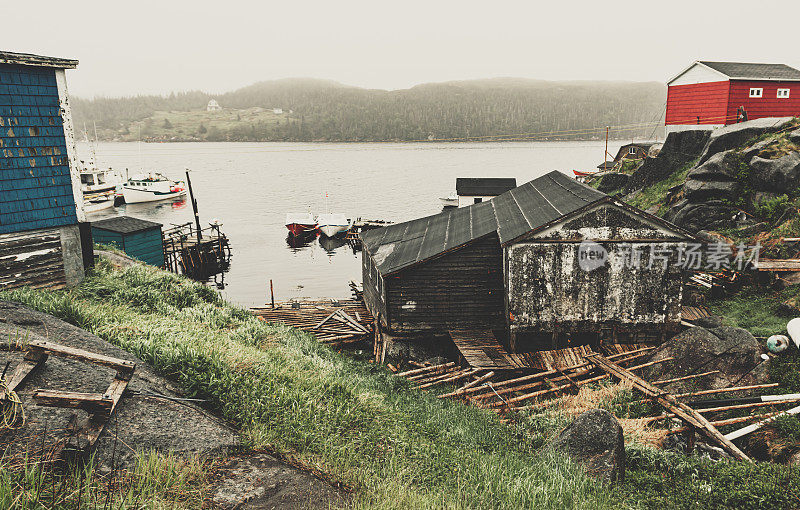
[84,141,611,307]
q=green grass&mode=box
[0,450,208,509]
[626,158,698,216]
[3,261,800,508]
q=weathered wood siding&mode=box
[507,205,686,333]
[361,249,386,325]
[0,227,66,290]
[386,234,504,332]
[666,81,731,126]
[726,80,800,123]
[0,64,78,234]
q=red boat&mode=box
[572,170,597,177]
[285,213,316,236]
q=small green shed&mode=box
[91,216,164,267]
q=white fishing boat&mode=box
[122,173,187,204]
[439,193,458,208]
[79,127,120,214]
[316,213,350,237]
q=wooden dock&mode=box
[162,223,231,279]
[252,299,374,347]
[449,329,527,370]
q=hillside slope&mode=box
[73,77,666,142]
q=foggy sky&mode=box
[4,0,800,98]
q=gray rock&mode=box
[0,301,239,471]
[687,150,741,181]
[624,130,710,193]
[597,172,629,193]
[666,201,738,232]
[693,315,724,329]
[211,453,347,510]
[683,179,738,202]
[749,152,800,192]
[741,139,774,161]
[548,409,624,484]
[789,129,800,145]
[699,117,795,164]
[639,326,768,392]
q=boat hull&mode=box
[286,223,317,236]
[84,198,115,214]
[318,224,349,237]
[122,187,187,204]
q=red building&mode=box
[666,61,800,134]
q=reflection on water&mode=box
[318,235,348,254]
[286,231,317,250]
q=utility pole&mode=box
[185,169,202,241]
[604,126,610,163]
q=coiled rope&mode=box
[0,376,25,430]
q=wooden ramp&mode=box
[449,329,527,370]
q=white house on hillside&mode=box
[207,99,222,112]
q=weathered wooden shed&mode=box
[0,51,88,290]
[361,170,694,351]
[91,216,164,267]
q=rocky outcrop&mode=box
[749,152,800,192]
[0,301,239,470]
[666,201,739,233]
[639,325,768,392]
[548,409,625,484]
[624,130,709,193]
[698,117,795,164]
[597,172,629,193]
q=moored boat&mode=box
[572,170,597,178]
[122,173,187,204]
[439,193,458,208]
[316,213,350,237]
[83,194,115,213]
[285,213,317,236]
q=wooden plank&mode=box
[585,353,751,462]
[28,340,136,379]
[0,350,47,399]
[32,389,113,416]
[84,376,129,446]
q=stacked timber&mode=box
[252,299,373,347]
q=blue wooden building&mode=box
[91,217,165,267]
[0,51,87,290]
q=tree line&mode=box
[72,78,667,142]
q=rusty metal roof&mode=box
[0,51,78,69]
[361,170,606,275]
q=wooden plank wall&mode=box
[386,235,504,332]
[0,227,66,290]
[361,249,386,325]
[0,64,78,235]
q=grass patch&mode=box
[626,158,698,216]
[0,450,208,509]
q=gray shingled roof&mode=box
[92,216,162,235]
[700,61,800,81]
[362,170,606,275]
[456,177,517,196]
[0,51,78,69]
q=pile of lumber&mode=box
[252,299,373,347]
[395,347,794,461]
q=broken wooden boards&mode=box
[584,353,751,462]
[252,299,374,347]
[1,339,135,463]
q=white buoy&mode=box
[787,318,800,349]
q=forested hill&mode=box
[72,78,666,142]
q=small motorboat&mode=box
[83,194,115,214]
[286,213,317,236]
[122,173,187,204]
[316,213,350,237]
[572,170,598,178]
[439,193,458,208]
